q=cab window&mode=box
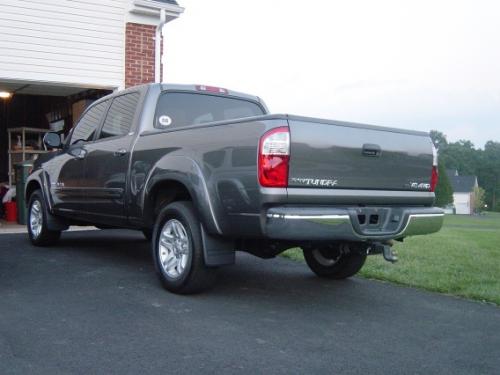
[154,92,264,129]
[99,93,140,139]
[71,101,108,145]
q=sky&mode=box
[165,0,500,148]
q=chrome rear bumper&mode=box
[265,206,444,241]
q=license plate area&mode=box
[349,207,406,235]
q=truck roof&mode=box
[160,83,262,104]
[102,83,266,111]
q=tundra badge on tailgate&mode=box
[406,182,431,190]
[291,177,338,187]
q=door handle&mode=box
[114,148,127,157]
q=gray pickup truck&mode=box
[26,83,443,294]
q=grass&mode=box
[282,212,500,305]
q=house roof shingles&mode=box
[446,171,477,193]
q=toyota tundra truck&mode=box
[25,83,444,294]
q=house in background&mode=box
[446,169,479,215]
[0,0,184,184]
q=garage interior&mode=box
[0,80,112,221]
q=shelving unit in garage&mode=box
[7,127,48,186]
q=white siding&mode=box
[454,193,471,215]
[0,0,126,89]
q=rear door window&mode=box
[154,92,264,129]
[99,93,140,139]
[71,101,108,144]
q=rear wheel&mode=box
[27,190,61,246]
[152,201,216,294]
[302,242,367,279]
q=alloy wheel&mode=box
[30,200,43,238]
[158,219,190,278]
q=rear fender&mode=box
[143,156,235,266]
[143,156,222,235]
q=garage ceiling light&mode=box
[0,91,12,99]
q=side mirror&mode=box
[43,132,62,149]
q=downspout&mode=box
[161,17,168,83]
[155,9,167,83]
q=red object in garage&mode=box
[4,202,17,222]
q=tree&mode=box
[481,141,500,211]
[472,186,486,213]
[430,130,448,152]
[440,140,478,175]
[434,160,454,207]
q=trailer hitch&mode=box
[369,241,398,263]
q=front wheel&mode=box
[27,190,61,246]
[152,201,216,294]
[302,242,367,279]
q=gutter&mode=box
[161,16,168,83]
[131,0,185,17]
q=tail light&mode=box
[258,127,290,187]
[430,166,438,192]
[430,144,439,192]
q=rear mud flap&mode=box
[201,225,235,267]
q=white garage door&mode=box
[454,193,471,215]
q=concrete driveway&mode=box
[1,230,499,375]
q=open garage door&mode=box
[0,80,113,185]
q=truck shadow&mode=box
[50,229,377,307]
[56,229,152,259]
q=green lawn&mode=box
[282,212,500,305]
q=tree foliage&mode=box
[481,141,500,210]
[440,140,479,176]
[430,130,448,152]
[473,186,486,213]
[434,161,454,207]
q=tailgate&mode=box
[287,117,434,191]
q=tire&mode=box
[302,242,367,279]
[142,228,152,241]
[27,190,61,246]
[152,201,216,294]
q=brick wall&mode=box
[125,23,157,88]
